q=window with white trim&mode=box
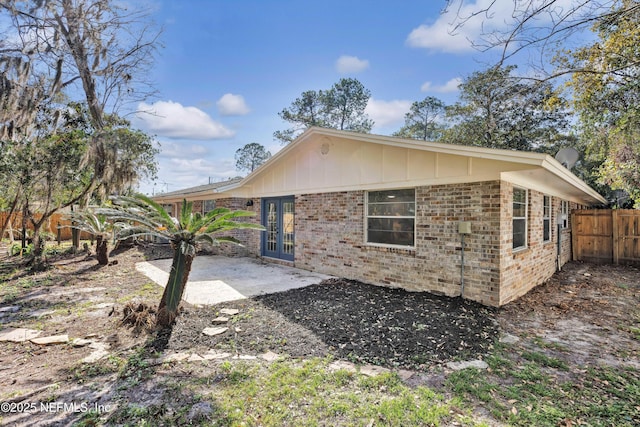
[513,187,528,250]
[561,200,569,229]
[543,195,551,243]
[366,189,415,247]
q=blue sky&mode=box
[131,0,522,195]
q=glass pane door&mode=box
[261,197,294,261]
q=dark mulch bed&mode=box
[162,278,499,369]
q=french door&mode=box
[262,197,295,261]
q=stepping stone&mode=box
[71,338,93,347]
[328,360,357,373]
[360,365,391,377]
[397,369,415,381]
[0,328,41,342]
[220,308,239,316]
[31,334,69,345]
[162,352,191,363]
[28,309,56,318]
[202,350,231,360]
[233,355,257,360]
[260,351,279,362]
[446,360,488,371]
[500,333,520,344]
[89,342,109,351]
[203,327,228,336]
[212,316,229,323]
[82,349,109,363]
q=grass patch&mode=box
[70,355,126,383]
[448,344,640,426]
[202,358,482,426]
[520,350,569,370]
[531,336,570,352]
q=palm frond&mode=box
[195,234,215,246]
[204,220,265,234]
[180,199,194,230]
[214,236,244,245]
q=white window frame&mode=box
[543,195,551,243]
[365,189,416,248]
[513,187,528,251]
[561,200,569,229]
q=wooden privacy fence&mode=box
[572,209,640,266]
[0,212,94,241]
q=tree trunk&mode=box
[31,224,47,272]
[156,247,194,328]
[95,236,109,265]
[0,193,19,243]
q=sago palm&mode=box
[66,209,113,265]
[98,193,264,327]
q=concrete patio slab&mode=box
[136,256,332,305]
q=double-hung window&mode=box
[366,189,415,247]
[513,187,528,250]
[543,195,551,243]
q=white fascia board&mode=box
[540,157,607,204]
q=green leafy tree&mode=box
[323,78,374,133]
[273,91,329,144]
[2,104,158,269]
[98,194,264,327]
[274,78,373,144]
[565,0,640,206]
[441,65,571,152]
[393,96,447,141]
[0,1,160,265]
[235,143,272,173]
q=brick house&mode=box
[153,127,606,306]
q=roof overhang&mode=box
[156,127,607,206]
[219,127,606,205]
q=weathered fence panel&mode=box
[572,209,640,266]
[0,212,93,241]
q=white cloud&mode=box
[216,93,251,116]
[157,141,210,159]
[407,0,581,54]
[335,55,370,74]
[135,100,234,140]
[421,77,462,93]
[406,0,516,53]
[365,98,412,128]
